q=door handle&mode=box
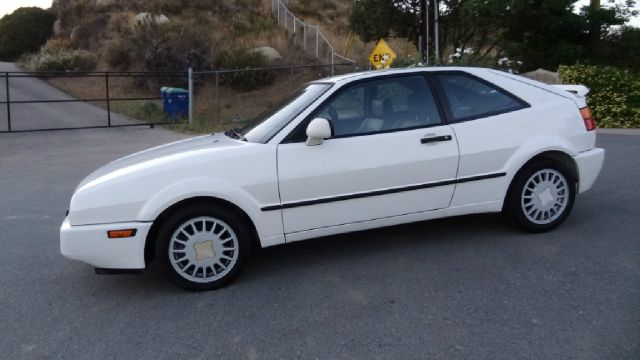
[420,135,452,144]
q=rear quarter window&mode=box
[434,73,527,121]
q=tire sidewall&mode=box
[155,203,250,291]
[507,160,577,232]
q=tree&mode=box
[499,0,588,71]
[350,0,639,71]
[0,7,56,61]
[596,26,640,72]
[349,0,420,44]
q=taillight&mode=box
[580,107,596,131]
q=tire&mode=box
[504,160,576,232]
[155,203,251,291]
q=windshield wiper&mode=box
[224,128,247,142]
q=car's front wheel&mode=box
[155,203,250,291]
[505,160,576,232]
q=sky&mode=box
[0,0,639,26]
[0,0,52,17]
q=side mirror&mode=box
[305,118,333,146]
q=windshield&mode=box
[241,83,332,143]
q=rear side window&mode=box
[434,73,526,121]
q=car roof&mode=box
[312,66,493,85]
[311,66,583,107]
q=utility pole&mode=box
[420,0,428,64]
[589,0,601,50]
[434,0,439,64]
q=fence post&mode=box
[315,26,319,59]
[303,24,307,51]
[188,67,193,127]
[331,49,335,76]
[5,72,10,132]
[105,72,111,127]
[215,71,220,123]
[277,1,280,25]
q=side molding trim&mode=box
[261,172,506,211]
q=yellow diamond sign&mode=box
[369,39,397,69]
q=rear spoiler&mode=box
[553,85,589,97]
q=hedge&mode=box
[558,64,640,128]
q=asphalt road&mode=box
[1,124,639,359]
[0,62,141,132]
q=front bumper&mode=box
[573,147,605,193]
[60,217,152,269]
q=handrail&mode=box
[271,0,355,70]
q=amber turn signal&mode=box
[107,229,137,238]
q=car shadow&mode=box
[238,213,518,285]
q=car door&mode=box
[430,71,531,207]
[275,74,460,235]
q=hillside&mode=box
[285,0,418,66]
[40,0,417,71]
[44,0,299,71]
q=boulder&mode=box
[53,19,62,36]
[134,12,170,25]
[69,26,80,42]
[96,0,116,7]
[251,47,282,64]
[521,68,561,84]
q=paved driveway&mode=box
[0,62,140,131]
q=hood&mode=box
[76,133,242,191]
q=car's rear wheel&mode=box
[155,203,250,291]
[505,160,576,232]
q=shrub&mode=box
[128,21,212,73]
[218,49,274,91]
[27,39,97,71]
[157,0,184,14]
[559,64,640,128]
[104,39,131,70]
[0,7,56,61]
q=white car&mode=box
[60,67,605,290]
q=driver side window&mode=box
[311,75,442,138]
[316,86,365,136]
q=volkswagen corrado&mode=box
[61,67,605,290]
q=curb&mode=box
[597,128,640,135]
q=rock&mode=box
[251,47,282,64]
[70,26,80,42]
[521,68,561,84]
[53,19,61,36]
[96,0,115,7]
[134,12,170,25]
